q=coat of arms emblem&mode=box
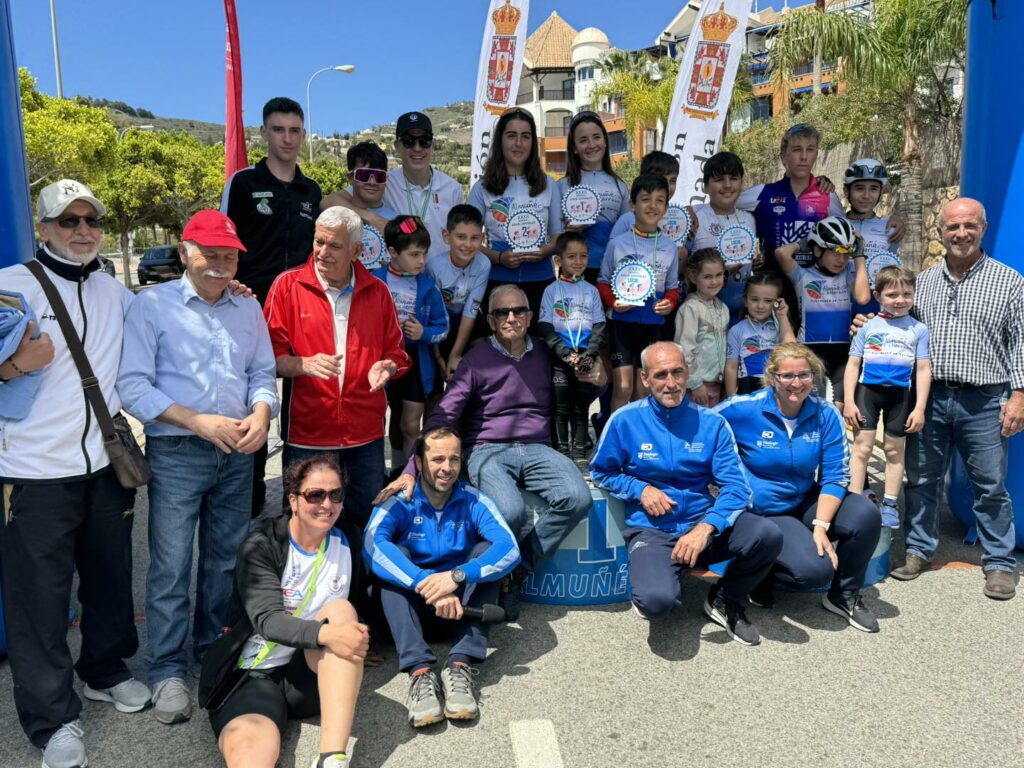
[684,3,740,121]
[485,0,523,114]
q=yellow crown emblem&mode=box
[700,2,739,43]
[493,0,522,36]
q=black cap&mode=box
[396,111,433,138]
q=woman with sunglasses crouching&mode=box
[199,456,367,768]
[714,343,883,634]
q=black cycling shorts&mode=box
[609,321,663,369]
[854,383,912,437]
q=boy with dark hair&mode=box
[609,151,681,239]
[426,205,490,380]
[323,142,398,227]
[261,96,303,122]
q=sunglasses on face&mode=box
[400,135,433,149]
[777,372,813,383]
[849,164,887,181]
[297,487,344,504]
[352,167,387,184]
[833,245,856,255]
[490,306,529,319]
[50,215,105,230]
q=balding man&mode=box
[590,342,782,646]
[378,284,593,618]
[891,198,1024,600]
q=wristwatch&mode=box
[451,567,466,585]
[812,519,831,532]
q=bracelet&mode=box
[9,358,26,376]
[811,519,831,531]
[497,251,506,267]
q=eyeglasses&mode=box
[50,215,105,230]
[489,306,530,318]
[400,135,433,149]
[352,167,387,184]
[833,245,856,255]
[776,372,814,383]
[298,487,344,504]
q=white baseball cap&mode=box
[36,179,107,221]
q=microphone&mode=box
[461,604,507,623]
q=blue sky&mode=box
[12,1,811,134]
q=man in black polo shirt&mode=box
[222,96,322,516]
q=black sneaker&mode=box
[704,584,761,646]
[746,577,776,609]
[822,592,879,633]
[498,569,523,622]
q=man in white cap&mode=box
[0,179,149,768]
[117,209,279,725]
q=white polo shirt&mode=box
[384,167,464,258]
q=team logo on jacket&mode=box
[743,337,762,354]
[329,574,348,593]
[761,430,774,439]
[769,197,787,204]
[413,516,424,525]
[301,201,313,214]
[804,281,823,300]
[489,197,513,224]
[865,334,885,353]
[773,206,786,215]
[256,199,272,216]
[641,443,653,451]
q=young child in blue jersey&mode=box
[675,249,729,407]
[539,232,607,462]
[843,159,901,315]
[375,216,449,466]
[724,272,795,397]
[426,205,489,382]
[557,112,630,283]
[599,174,680,413]
[843,266,931,528]
[685,152,758,320]
[776,216,870,405]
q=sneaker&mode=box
[890,553,928,581]
[498,569,523,622]
[982,569,1018,600]
[441,663,480,721]
[310,753,350,768]
[879,501,900,529]
[631,601,649,620]
[703,585,761,646]
[746,578,776,609]
[83,678,151,713]
[406,669,443,728]
[822,592,880,633]
[151,677,192,725]
[41,720,87,768]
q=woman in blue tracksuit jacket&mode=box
[714,342,882,633]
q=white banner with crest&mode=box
[470,0,530,184]
[663,0,752,205]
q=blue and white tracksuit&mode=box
[589,397,781,614]
[714,390,881,596]
[365,481,520,670]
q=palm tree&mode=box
[768,0,967,268]
[590,51,679,153]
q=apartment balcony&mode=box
[545,126,569,138]
[539,87,575,101]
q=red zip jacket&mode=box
[264,256,410,448]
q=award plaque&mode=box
[358,225,387,270]
[866,250,902,288]
[717,225,757,266]
[561,184,601,226]
[611,260,656,307]
[504,210,546,252]
[659,204,691,244]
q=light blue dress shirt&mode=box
[117,275,279,438]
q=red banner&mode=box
[224,0,246,181]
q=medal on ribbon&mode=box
[612,260,656,307]
[358,225,388,270]
[866,249,902,289]
[659,204,692,244]
[561,184,601,226]
[717,225,756,266]
[503,210,545,253]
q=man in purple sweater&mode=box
[377,285,593,615]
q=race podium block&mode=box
[518,488,890,607]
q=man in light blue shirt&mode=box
[117,210,278,725]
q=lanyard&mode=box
[238,536,327,670]
[557,279,585,352]
[631,227,661,277]
[404,171,434,220]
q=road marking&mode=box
[510,719,565,768]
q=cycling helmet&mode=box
[809,216,857,253]
[843,158,888,186]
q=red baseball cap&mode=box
[182,210,246,252]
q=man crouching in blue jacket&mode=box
[365,427,520,727]
[590,342,783,646]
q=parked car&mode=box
[137,245,184,285]
[97,255,116,278]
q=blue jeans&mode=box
[281,439,385,530]
[145,436,253,684]
[466,442,592,570]
[904,383,1015,571]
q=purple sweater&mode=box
[423,339,553,448]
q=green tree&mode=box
[302,159,348,196]
[590,53,679,151]
[155,132,224,229]
[767,0,967,267]
[19,68,117,189]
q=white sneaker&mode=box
[41,720,87,768]
[151,677,192,724]
[310,754,350,768]
[83,678,151,713]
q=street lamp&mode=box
[306,65,356,163]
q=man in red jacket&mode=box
[264,206,410,528]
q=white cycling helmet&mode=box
[809,216,858,252]
[843,158,888,186]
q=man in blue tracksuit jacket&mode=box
[590,342,783,646]
[365,427,519,727]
